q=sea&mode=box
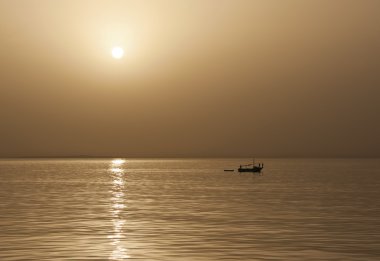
[0,158,379,260]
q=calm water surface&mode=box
[0,158,379,260]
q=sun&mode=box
[111,46,124,59]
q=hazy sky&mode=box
[0,0,379,158]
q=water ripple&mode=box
[0,159,379,260]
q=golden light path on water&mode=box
[108,159,129,260]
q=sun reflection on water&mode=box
[112,159,126,165]
[108,159,130,260]
[110,167,124,174]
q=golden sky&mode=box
[0,0,379,157]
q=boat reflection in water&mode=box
[108,159,130,260]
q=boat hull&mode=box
[238,166,263,173]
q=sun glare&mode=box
[111,47,124,59]
[112,159,126,165]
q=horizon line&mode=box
[1,156,379,160]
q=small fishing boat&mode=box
[238,159,264,173]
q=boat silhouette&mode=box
[238,159,264,173]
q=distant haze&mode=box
[0,0,379,158]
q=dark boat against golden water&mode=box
[238,159,264,173]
